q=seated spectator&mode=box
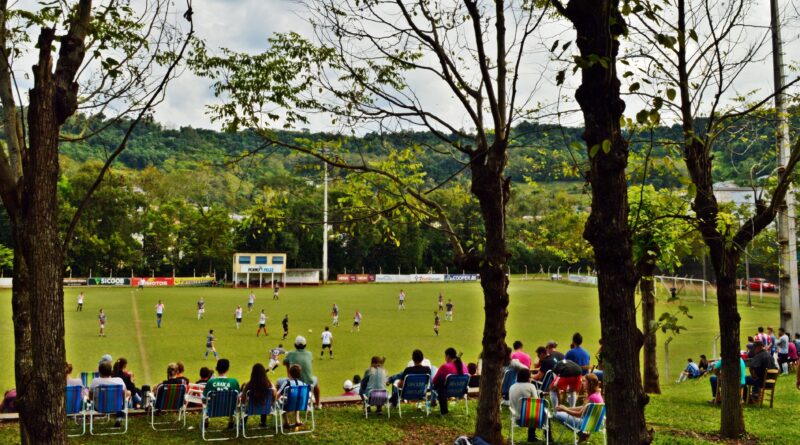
[176,361,191,385]
[554,373,603,442]
[281,336,322,409]
[352,375,362,393]
[277,364,306,427]
[698,355,710,375]
[708,357,746,404]
[89,360,129,427]
[389,349,432,406]
[509,368,543,442]
[161,363,187,386]
[467,362,480,388]
[360,356,388,415]
[341,380,357,396]
[66,362,83,388]
[432,347,468,415]
[565,333,591,375]
[551,359,583,407]
[745,336,756,358]
[746,341,777,401]
[240,363,277,428]
[533,346,555,382]
[0,389,16,413]
[510,341,532,369]
[676,358,701,383]
[112,358,142,408]
[197,367,213,384]
[203,359,240,429]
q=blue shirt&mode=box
[565,346,591,374]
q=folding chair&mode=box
[536,370,555,392]
[276,384,314,435]
[66,385,86,437]
[396,374,431,418]
[242,389,278,438]
[149,383,187,430]
[755,369,779,408]
[510,397,550,445]
[560,402,606,445]
[89,385,128,436]
[80,372,100,388]
[443,374,470,416]
[501,368,516,406]
[201,389,240,441]
[363,388,389,419]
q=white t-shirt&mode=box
[90,377,125,392]
[156,304,164,314]
[354,312,362,322]
[321,331,333,345]
[235,308,243,318]
[260,314,267,324]
[78,294,84,304]
[249,294,255,303]
[399,292,405,301]
[777,334,790,354]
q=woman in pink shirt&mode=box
[432,347,468,415]
[554,373,603,441]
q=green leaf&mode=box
[589,144,601,158]
[602,139,611,154]
[666,88,676,101]
[629,82,640,92]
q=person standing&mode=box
[273,284,280,300]
[257,309,268,337]
[155,300,165,328]
[197,297,205,320]
[98,309,106,337]
[205,329,219,360]
[398,289,406,310]
[352,310,362,332]
[248,292,256,312]
[320,326,334,359]
[331,304,339,327]
[77,292,85,312]
[433,312,440,336]
[281,314,289,340]
[565,332,591,375]
[445,299,454,321]
[234,305,243,329]
[777,328,790,375]
[438,292,444,312]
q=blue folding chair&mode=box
[66,385,86,437]
[242,389,277,438]
[80,372,100,388]
[501,368,517,406]
[201,389,240,441]
[89,385,128,435]
[363,388,389,419]
[276,384,314,435]
[397,374,431,417]
[510,397,550,445]
[444,374,470,416]
[149,383,187,431]
[535,370,555,392]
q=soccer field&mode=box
[0,280,780,396]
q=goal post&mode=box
[654,275,714,305]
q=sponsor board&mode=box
[244,265,284,273]
[174,277,214,287]
[413,274,445,282]
[568,274,597,285]
[0,278,11,288]
[88,277,131,286]
[445,274,479,282]
[336,274,375,283]
[132,277,175,287]
[64,278,88,286]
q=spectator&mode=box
[282,336,322,409]
[546,341,565,362]
[66,362,83,388]
[341,380,358,396]
[89,360,129,427]
[240,363,277,428]
[676,358,701,383]
[510,340,532,369]
[698,355,710,375]
[788,336,798,369]
[746,341,777,402]
[352,375,362,394]
[776,328,790,375]
[794,333,800,356]
[161,363,186,386]
[467,362,480,388]
[553,373,603,442]
[112,358,142,408]
[551,358,583,407]
[708,357,746,404]
[197,367,213,384]
[509,368,542,442]
[176,362,191,385]
[432,347,468,415]
[389,349,432,406]
[203,359,240,429]
[593,338,604,382]
[277,364,306,428]
[565,332,591,375]
[533,346,555,382]
[754,327,769,351]
[360,356,388,415]
[745,336,756,358]
[767,327,777,355]
[0,389,16,413]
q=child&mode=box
[434,311,440,336]
[234,305,243,329]
[205,330,218,359]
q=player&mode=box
[155,300,165,328]
[268,344,285,372]
[398,289,406,310]
[234,305,243,329]
[434,311,440,336]
[77,292,84,311]
[331,304,339,327]
[197,297,205,320]
[352,310,362,332]
[445,299,454,321]
[247,292,255,312]
[273,284,280,300]
[320,326,334,359]
[98,309,106,337]
[438,292,444,312]
[257,309,268,336]
[281,314,289,340]
[205,329,218,359]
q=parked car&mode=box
[748,278,777,292]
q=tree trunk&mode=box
[470,144,511,444]
[640,274,661,394]
[561,0,652,442]
[714,255,745,437]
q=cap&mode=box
[343,379,354,390]
[99,354,113,365]
[295,335,307,346]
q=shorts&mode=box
[248,302,254,307]
[100,323,105,329]
[353,321,360,326]
[157,313,162,319]
[259,323,266,328]
[198,309,205,314]
[554,375,582,392]
[322,344,332,349]
[236,318,242,323]
[268,358,280,369]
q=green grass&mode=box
[0,279,795,444]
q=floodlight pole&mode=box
[323,153,329,284]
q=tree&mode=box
[550,0,653,442]
[0,1,192,442]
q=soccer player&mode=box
[234,305,243,329]
[331,304,339,327]
[98,309,106,337]
[205,329,218,359]
[247,292,255,312]
[77,292,84,311]
[197,297,205,320]
[398,289,406,310]
[273,284,280,300]
[268,343,286,372]
[257,309,268,336]
[352,310,362,332]
[321,326,334,359]
[155,300,165,328]
[445,299,454,321]
[434,311,440,336]
[281,314,289,340]
[438,292,444,312]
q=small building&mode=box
[232,252,287,288]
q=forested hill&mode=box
[58,112,793,187]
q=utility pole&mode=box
[771,0,800,334]
[323,154,329,284]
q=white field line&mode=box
[130,291,151,385]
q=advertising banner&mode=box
[336,274,375,283]
[355,274,374,283]
[174,277,214,287]
[87,277,131,286]
[337,274,355,282]
[445,274,479,282]
[0,278,11,288]
[132,277,174,287]
[413,274,445,282]
[243,265,284,274]
[568,274,598,285]
[63,278,88,286]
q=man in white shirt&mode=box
[155,300,165,328]
[509,368,543,442]
[320,326,334,359]
[257,309,268,336]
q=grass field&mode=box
[0,279,798,444]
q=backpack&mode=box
[553,360,583,377]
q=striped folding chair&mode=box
[80,372,100,388]
[444,374,470,416]
[66,385,86,437]
[397,374,431,418]
[89,385,128,436]
[501,368,516,407]
[242,389,277,438]
[201,389,240,441]
[149,383,187,431]
[276,384,314,435]
[562,402,606,445]
[510,397,550,445]
[363,388,389,419]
